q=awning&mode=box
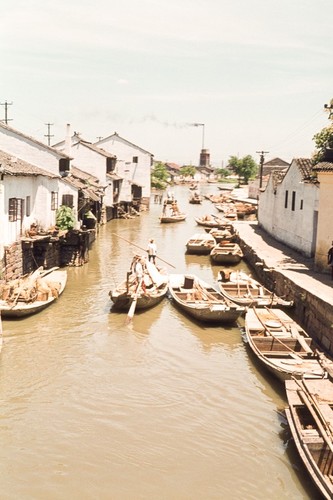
[108,173,123,181]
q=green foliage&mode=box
[56,205,75,230]
[228,155,258,184]
[180,165,196,178]
[151,162,169,189]
[215,168,231,178]
[313,124,333,163]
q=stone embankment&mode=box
[235,221,333,356]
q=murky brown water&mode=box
[0,185,320,499]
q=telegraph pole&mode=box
[0,101,13,124]
[256,150,269,188]
[44,122,54,146]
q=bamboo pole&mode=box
[112,233,176,269]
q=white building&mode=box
[95,132,153,208]
[0,149,77,262]
[258,158,319,257]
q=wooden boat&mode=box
[285,378,333,500]
[207,227,237,243]
[160,213,187,223]
[0,267,67,318]
[189,192,202,204]
[168,273,245,323]
[109,259,168,311]
[195,215,233,229]
[214,203,238,221]
[217,270,293,307]
[210,242,243,264]
[244,307,333,381]
[185,233,216,255]
[160,200,186,223]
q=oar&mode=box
[112,233,176,269]
[126,278,143,324]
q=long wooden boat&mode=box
[109,260,168,311]
[195,215,232,229]
[0,267,67,318]
[185,233,216,255]
[168,273,245,323]
[160,213,187,223]
[217,270,293,307]
[285,378,333,500]
[210,242,243,264]
[207,227,237,243]
[244,307,333,381]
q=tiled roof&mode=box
[312,161,333,172]
[0,149,59,178]
[75,140,116,158]
[264,157,289,167]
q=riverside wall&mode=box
[238,234,333,357]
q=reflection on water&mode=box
[0,184,317,499]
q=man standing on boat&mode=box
[147,239,157,264]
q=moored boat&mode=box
[109,258,169,311]
[207,227,237,243]
[217,270,293,307]
[244,307,333,381]
[209,242,243,264]
[168,273,245,323]
[0,267,67,318]
[185,233,216,255]
[285,378,333,500]
[195,215,232,229]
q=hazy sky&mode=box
[1,0,332,166]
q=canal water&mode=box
[0,185,320,499]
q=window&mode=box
[51,191,58,210]
[133,156,138,163]
[284,190,288,209]
[106,157,116,173]
[62,194,74,207]
[59,158,70,175]
[300,199,303,210]
[291,191,296,211]
[8,198,23,221]
[26,196,31,216]
[9,198,18,221]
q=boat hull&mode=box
[0,269,67,318]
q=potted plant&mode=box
[56,205,75,231]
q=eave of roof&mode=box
[0,149,59,178]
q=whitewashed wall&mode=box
[0,125,67,175]
[0,175,78,259]
[96,135,152,200]
[258,162,319,256]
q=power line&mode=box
[44,122,54,146]
[0,100,13,124]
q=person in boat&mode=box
[171,200,179,215]
[147,239,157,264]
[131,256,146,292]
[328,241,333,280]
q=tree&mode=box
[151,162,169,189]
[313,98,333,163]
[215,167,231,179]
[228,155,258,185]
[180,165,197,178]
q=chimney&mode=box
[65,123,71,157]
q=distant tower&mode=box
[199,149,210,168]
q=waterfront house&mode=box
[0,149,78,279]
[53,132,119,221]
[258,158,319,257]
[95,132,153,210]
[312,160,333,272]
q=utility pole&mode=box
[0,101,13,124]
[256,150,269,189]
[44,123,54,146]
